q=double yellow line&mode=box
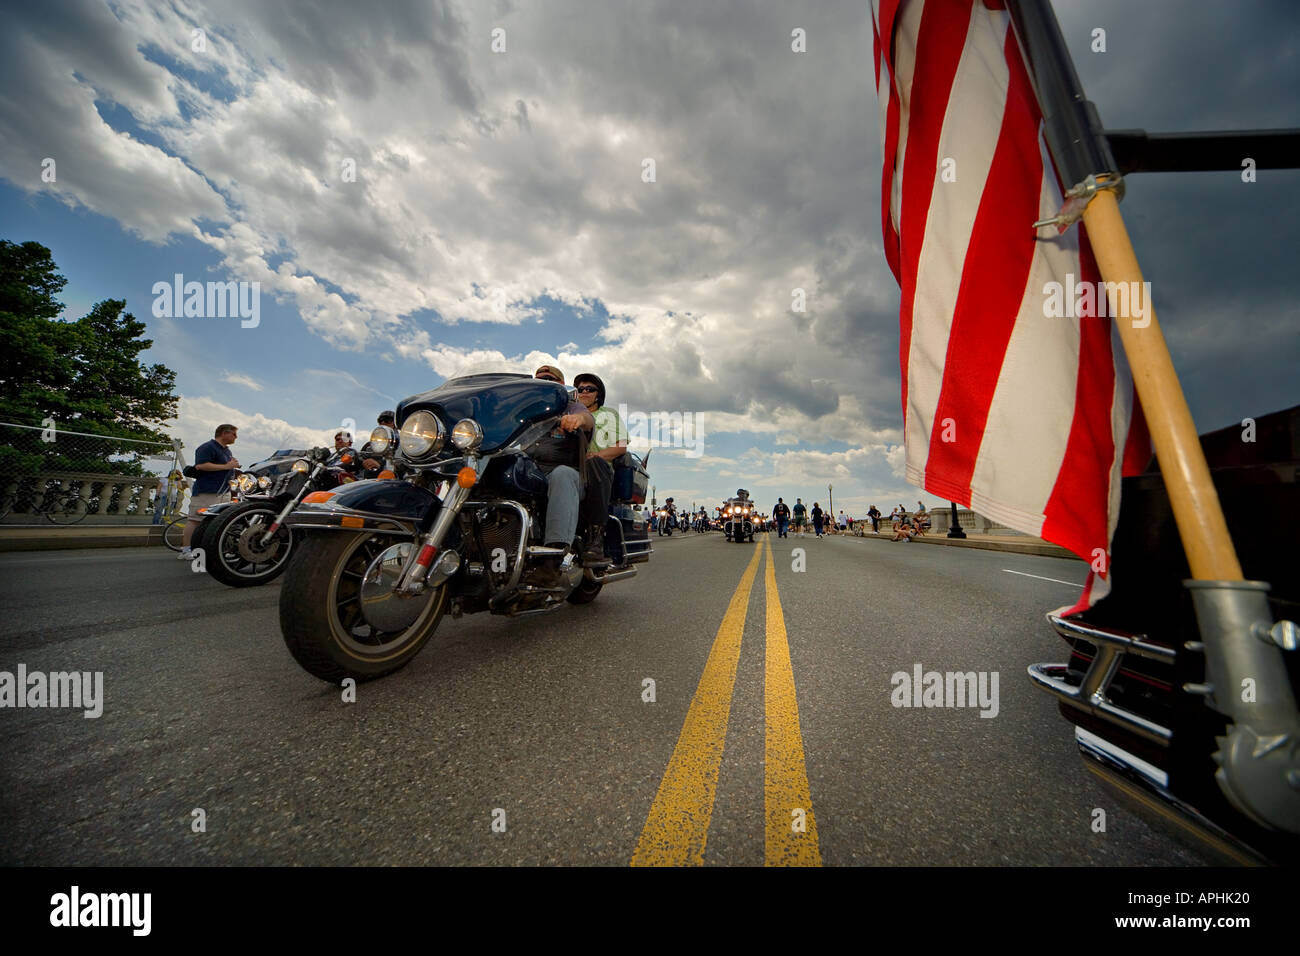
[631,535,821,866]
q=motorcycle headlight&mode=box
[451,418,483,452]
[257,476,272,490]
[237,474,257,494]
[291,459,310,474]
[399,411,445,461]
[368,425,396,456]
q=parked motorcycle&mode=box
[191,446,370,587]
[277,373,653,684]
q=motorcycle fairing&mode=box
[284,478,441,535]
[396,373,569,454]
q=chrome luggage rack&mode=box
[1027,614,1176,745]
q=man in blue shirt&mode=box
[180,423,240,558]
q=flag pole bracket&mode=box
[1033,171,1123,234]
[1184,580,1300,835]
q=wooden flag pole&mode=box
[1006,0,1244,583]
[1082,190,1243,582]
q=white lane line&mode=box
[1002,568,1083,588]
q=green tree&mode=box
[0,240,179,481]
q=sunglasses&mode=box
[575,385,598,393]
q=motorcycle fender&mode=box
[283,479,439,536]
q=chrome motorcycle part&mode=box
[452,418,483,452]
[398,411,444,461]
[292,459,310,474]
[1027,614,1175,745]
[359,542,438,633]
[367,425,397,456]
[1185,579,1300,835]
[397,479,471,593]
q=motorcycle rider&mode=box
[574,372,625,566]
[662,497,678,534]
[529,365,595,578]
[334,431,353,452]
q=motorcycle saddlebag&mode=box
[612,451,649,504]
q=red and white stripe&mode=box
[872,0,1150,611]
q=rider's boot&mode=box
[584,527,610,567]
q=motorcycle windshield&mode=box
[396,373,569,454]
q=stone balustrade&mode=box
[0,471,169,525]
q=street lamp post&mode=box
[947,501,967,539]
[828,483,833,519]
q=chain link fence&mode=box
[0,421,185,527]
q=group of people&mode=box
[887,502,931,541]
[770,497,851,538]
[767,497,932,541]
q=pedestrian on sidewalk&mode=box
[180,423,239,558]
[868,504,881,533]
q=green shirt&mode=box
[591,406,629,454]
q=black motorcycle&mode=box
[722,495,754,543]
[277,373,652,684]
[191,447,367,587]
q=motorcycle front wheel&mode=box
[280,531,448,684]
[204,501,293,587]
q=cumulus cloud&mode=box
[2,0,1296,504]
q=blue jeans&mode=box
[777,517,788,537]
[543,465,580,546]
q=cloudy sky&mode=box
[2,0,1296,516]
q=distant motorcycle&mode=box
[191,447,370,587]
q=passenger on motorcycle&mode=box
[574,372,626,566]
[530,366,595,563]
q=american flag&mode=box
[872,0,1150,610]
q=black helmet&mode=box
[666,497,674,503]
[572,372,606,408]
[377,410,395,425]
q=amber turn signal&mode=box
[302,491,336,504]
[377,470,396,480]
[456,467,477,488]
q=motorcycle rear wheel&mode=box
[280,531,447,684]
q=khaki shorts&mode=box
[187,491,230,520]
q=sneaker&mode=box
[176,547,193,560]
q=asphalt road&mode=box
[0,531,1210,865]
